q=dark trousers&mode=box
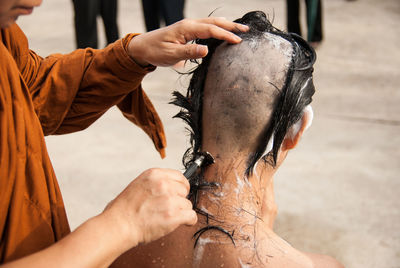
[72,0,119,48]
[141,0,185,32]
[286,0,323,42]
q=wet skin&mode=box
[111,34,343,268]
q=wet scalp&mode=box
[171,10,316,177]
[202,35,293,154]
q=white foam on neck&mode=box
[198,205,211,215]
[234,170,245,196]
[239,258,253,268]
[193,237,214,268]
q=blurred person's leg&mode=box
[305,0,323,42]
[141,0,161,31]
[100,0,119,45]
[72,0,99,48]
[286,0,302,36]
[160,0,184,26]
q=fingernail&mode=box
[233,34,242,42]
[197,45,208,56]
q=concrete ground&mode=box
[18,0,399,267]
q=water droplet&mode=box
[161,242,165,246]
[152,259,156,263]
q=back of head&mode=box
[202,30,293,159]
[171,11,316,181]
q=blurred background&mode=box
[17,0,399,267]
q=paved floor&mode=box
[18,0,400,267]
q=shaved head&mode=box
[202,33,293,156]
[172,11,316,181]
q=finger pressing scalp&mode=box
[199,17,249,32]
[182,43,208,59]
[196,45,208,57]
[194,24,242,43]
[234,23,250,32]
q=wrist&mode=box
[84,214,131,262]
[99,205,141,251]
[127,35,151,68]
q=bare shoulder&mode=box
[303,252,345,268]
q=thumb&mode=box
[181,44,208,60]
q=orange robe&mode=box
[0,24,166,263]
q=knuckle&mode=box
[188,210,198,224]
[178,18,191,27]
[183,199,194,209]
[213,17,225,24]
[163,209,175,219]
[180,185,190,196]
[145,168,160,180]
[142,168,152,177]
[185,46,192,56]
[207,26,218,36]
[162,198,176,217]
[155,179,168,193]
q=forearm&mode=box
[26,36,154,136]
[1,168,197,268]
[1,213,133,268]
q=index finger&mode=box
[163,168,190,192]
[180,18,249,44]
[198,17,249,33]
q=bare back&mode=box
[111,216,343,267]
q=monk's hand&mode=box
[102,168,197,249]
[127,17,249,67]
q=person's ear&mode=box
[282,106,313,151]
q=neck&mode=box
[194,155,277,230]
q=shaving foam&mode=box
[286,105,313,139]
[263,32,293,62]
[193,237,214,268]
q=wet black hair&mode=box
[171,11,316,179]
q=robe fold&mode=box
[0,23,166,263]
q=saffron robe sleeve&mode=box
[0,23,166,263]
